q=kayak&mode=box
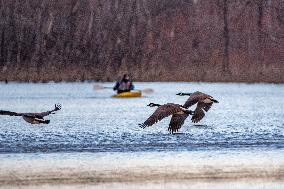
[112,90,142,98]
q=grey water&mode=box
[0,82,283,154]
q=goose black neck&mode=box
[182,93,191,96]
[152,103,161,107]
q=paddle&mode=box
[93,84,154,94]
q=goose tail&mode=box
[38,119,50,124]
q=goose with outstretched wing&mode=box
[139,103,194,134]
[176,91,218,123]
[0,104,61,124]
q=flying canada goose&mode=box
[0,104,61,124]
[176,91,219,123]
[139,103,194,134]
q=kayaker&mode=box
[113,74,134,94]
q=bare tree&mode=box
[0,0,283,82]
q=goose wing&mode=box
[183,91,204,108]
[168,113,189,134]
[139,103,183,128]
[191,102,206,123]
[191,97,215,123]
[31,104,61,118]
[0,110,22,116]
[203,102,213,112]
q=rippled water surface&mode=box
[0,82,283,153]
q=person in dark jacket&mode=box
[113,74,134,94]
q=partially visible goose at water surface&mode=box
[176,91,219,123]
[139,103,194,134]
[0,104,61,124]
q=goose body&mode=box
[176,91,219,123]
[0,104,61,124]
[139,103,194,134]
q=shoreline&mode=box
[1,80,284,85]
[0,151,283,187]
[1,166,283,186]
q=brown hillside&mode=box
[0,0,283,82]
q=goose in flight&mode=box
[176,91,218,123]
[139,103,194,134]
[0,104,61,124]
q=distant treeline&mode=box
[0,0,283,82]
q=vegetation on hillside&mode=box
[0,0,283,82]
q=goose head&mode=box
[176,92,191,96]
[147,103,161,107]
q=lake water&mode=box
[0,82,283,188]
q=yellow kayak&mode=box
[112,90,142,98]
